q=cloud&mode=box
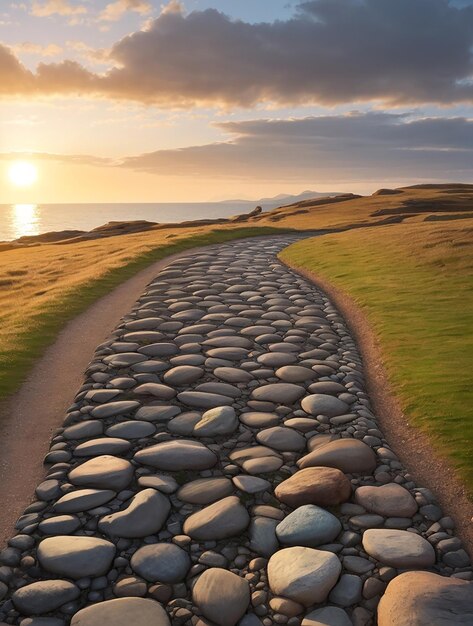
[118,112,473,181]
[3,0,473,106]
[31,0,87,17]
[5,112,471,186]
[99,0,152,22]
[13,42,63,57]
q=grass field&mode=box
[280,218,473,491]
[0,225,290,399]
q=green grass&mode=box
[280,222,473,492]
[0,226,291,400]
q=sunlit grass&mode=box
[280,219,473,491]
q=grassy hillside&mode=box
[0,225,290,399]
[280,217,473,491]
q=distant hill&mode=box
[219,190,343,207]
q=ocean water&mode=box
[0,202,258,242]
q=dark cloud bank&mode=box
[1,0,473,107]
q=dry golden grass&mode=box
[0,223,290,397]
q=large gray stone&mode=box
[71,598,170,626]
[177,477,233,504]
[12,580,80,615]
[302,607,353,626]
[73,437,131,457]
[267,546,341,606]
[193,406,238,437]
[98,489,170,538]
[362,529,436,568]
[355,483,418,517]
[37,536,115,579]
[251,383,305,405]
[134,440,217,470]
[183,496,250,540]
[256,426,306,452]
[54,489,116,513]
[193,568,250,626]
[301,394,349,417]
[276,505,341,547]
[130,543,190,583]
[68,456,134,490]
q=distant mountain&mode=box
[219,190,344,208]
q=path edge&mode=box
[280,253,473,558]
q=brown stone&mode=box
[275,467,352,508]
[298,438,377,474]
[378,571,473,626]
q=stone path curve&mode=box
[0,235,472,626]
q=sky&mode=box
[1,0,473,203]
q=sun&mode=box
[8,161,38,187]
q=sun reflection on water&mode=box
[11,204,40,240]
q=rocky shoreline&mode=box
[0,235,471,625]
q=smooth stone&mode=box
[329,574,363,606]
[308,382,347,395]
[106,421,156,439]
[183,496,250,540]
[131,543,190,583]
[355,483,418,517]
[162,366,204,386]
[275,366,316,383]
[63,421,103,440]
[73,437,131,457]
[284,417,318,432]
[85,389,121,403]
[90,401,140,419]
[177,477,233,504]
[196,382,241,398]
[168,411,202,435]
[233,475,271,494]
[298,439,377,474]
[134,405,180,422]
[193,406,238,437]
[257,352,298,367]
[276,505,341,547]
[256,426,306,452]
[268,546,342,606]
[193,568,250,626]
[99,489,170,538]
[362,529,436,568]
[302,607,353,626]
[138,342,178,356]
[214,367,254,383]
[249,517,279,557]
[177,391,233,408]
[377,570,473,626]
[137,474,178,494]
[134,440,217,470]
[133,383,176,399]
[54,489,116,513]
[301,394,349,417]
[12,580,80,615]
[275,467,351,508]
[70,598,170,626]
[251,383,305,404]
[239,412,280,428]
[69,456,134,490]
[206,347,249,361]
[38,515,81,535]
[37,536,115,579]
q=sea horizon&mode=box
[0,201,262,242]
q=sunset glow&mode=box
[8,161,38,188]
